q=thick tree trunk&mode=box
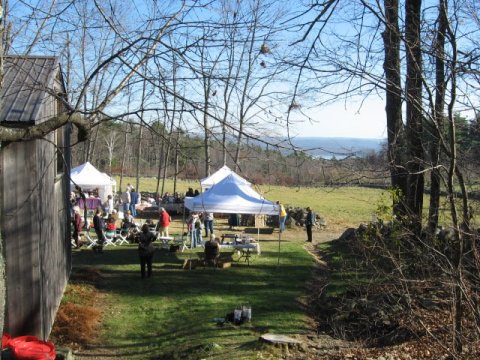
[383,0,408,216]
[1,1,6,333]
[405,0,424,234]
[0,1,4,325]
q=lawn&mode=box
[56,180,390,358]
[117,176,388,231]
[60,178,478,359]
[66,219,316,359]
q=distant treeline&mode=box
[71,119,480,189]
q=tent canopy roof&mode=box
[185,174,278,215]
[200,165,250,189]
[71,162,116,188]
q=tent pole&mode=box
[277,227,282,265]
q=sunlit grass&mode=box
[71,220,314,359]
[72,176,471,358]
[117,176,387,232]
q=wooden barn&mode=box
[0,55,72,339]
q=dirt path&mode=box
[282,231,360,359]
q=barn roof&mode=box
[0,55,63,124]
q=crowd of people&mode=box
[71,183,318,278]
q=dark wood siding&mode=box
[1,126,70,340]
[2,139,43,336]
[1,57,71,339]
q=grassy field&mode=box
[56,179,391,358]
[66,218,317,359]
[116,176,387,232]
[54,177,477,359]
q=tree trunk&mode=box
[155,141,164,196]
[405,0,424,234]
[136,70,148,191]
[443,13,466,353]
[428,0,447,234]
[135,123,143,191]
[383,0,408,216]
[0,0,6,336]
[118,91,131,191]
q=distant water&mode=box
[280,137,385,159]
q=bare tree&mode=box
[103,125,120,175]
[0,0,207,336]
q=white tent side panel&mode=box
[70,162,116,202]
[185,174,278,215]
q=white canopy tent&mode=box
[200,165,251,191]
[70,162,117,202]
[185,173,282,263]
[184,172,287,267]
[186,174,277,215]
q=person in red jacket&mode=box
[157,207,171,237]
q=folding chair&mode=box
[114,228,129,245]
[85,228,99,249]
[104,230,118,247]
[173,237,189,252]
[117,223,140,244]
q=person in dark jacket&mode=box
[305,207,316,242]
[130,188,139,217]
[93,208,106,252]
[138,223,156,278]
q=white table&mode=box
[157,236,174,249]
[220,243,260,265]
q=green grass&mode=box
[71,219,315,359]
[72,179,417,358]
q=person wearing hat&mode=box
[157,207,172,237]
[277,201,287,232]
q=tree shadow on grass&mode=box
[70,247,312,359]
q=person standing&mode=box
[305,207,316,242]
[194,216,203,247]
[203,212,214,238]
[93,209,106,252]
[157,207,172,237]
[72,206,82,248]
[104,194,114,215]
[130,188,138,217]
[138,224,156,278]
[187,212,200,248]
[228,213,240,230]
[277,201,287,232]
[121,188,131,213]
